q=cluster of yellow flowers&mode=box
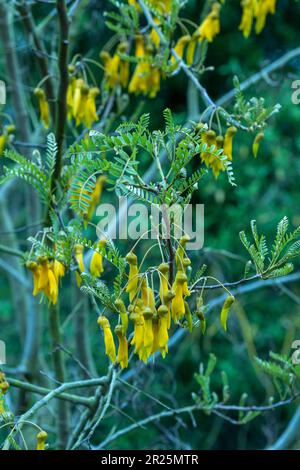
[26,258,65,305]
[0,124,15,156]
[67,70,100,128]
[97,235,194,369]
[239,0,277,37]
[74,239,106,287]
[200,126,237,177]
[0,371,9,415]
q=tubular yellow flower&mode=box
[200,130,217,166]
[255,0,276,34]
[115,298,129,335]
[36,431,48,451]
[90,239,106,277]
[53,260,65,283]
[26,261,41,296]
[186,33,199,66]
[67,76,76,120]
[158,263,169,303]
[130,311,145,356]
[97,316,116,364]
[175,234,190,270]
[115,325,128,369]
[223,126,237,161]
[157,305,169,358]
[117,43,130,88]
[172,272,188,322]
[220,295,235,331]
[149,18,161,48]
[34,88,50,129]
[142,307,154,358]
[163,290,175,329]
[37,259,50,292]
[210,134,225,178]
[239,0,255,38]
[141,278,156,311]
[75,83,89,127]
[44,264,59,305]
[197,2,221,43]
[151,313,160,354]
[125,252,139,301]
[252,132,264,158]
[171,35,191,66]
[83,87,100,129]
[100,51,120,89]
[74,244,85,287]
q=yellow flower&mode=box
[255,0,276,34]
[125,252,139,301]
[223,126,237,161]
[163,289,175,329]
[36,431,47,451]
[118,43,130,88]
[34,88,50,129]
[115,298,129,335]
[151,313,160,354]
[172,272,188,322]
[186,33,199,66]
[100,51,120,89]
[67,76,76,120]
[37,259,50,292]
[175,234,190,270]
[97,316,116,364]
[220,295,235,331]
[115,325,128,369]
[83,87,100,129]
[44,264,59,305]
[171,35,191,66]
[90,239,106,277]
[128,0,142,12]
[26,261,41,296]
[53,260,65,283]
[239,0,255,38]
[210,134,225,178]
[200,130,217,166]
[130,310,145,357]
[141,278,156,311]
[74,244,85,287]
[142,307,154,358]
[149,18,161,48]
[157,305,169,358]
[158,263,169,303]
[197,2,221,43]
[252,132,264,158]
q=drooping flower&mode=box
[115,325,128,369]
[74,244,85,287]
[172,272,188,322]
[130,310,145,359]
[157,305,169,358]
[53,260,66,283]
[158,263,169,303]
[27,259,60,305]
[118,43,130,88]
[142,307,154,359]
[34,88,50,129]
[171,35,191,67]
[197,3,221,43]
[255,0,276,34]
[83,87,100,129]
[97,316,116,364]
[186,33,199,66]
[239,0,255,38]
[252,132,264,158]
[175,234,190,270]
[67,75,76,120]
[223,126,237,161]
[90,239,106,277]
[115,298,129,335]
[44,265,59,305]
[141,277,156,311]
[36,431,48,451]
[210,134,225,178]
[220,295,235,331]
[100,51,120,89]
[125,252,139,302]
[163,289,175,329]
[200,130,217,167]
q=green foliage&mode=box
[239,217,300,278]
